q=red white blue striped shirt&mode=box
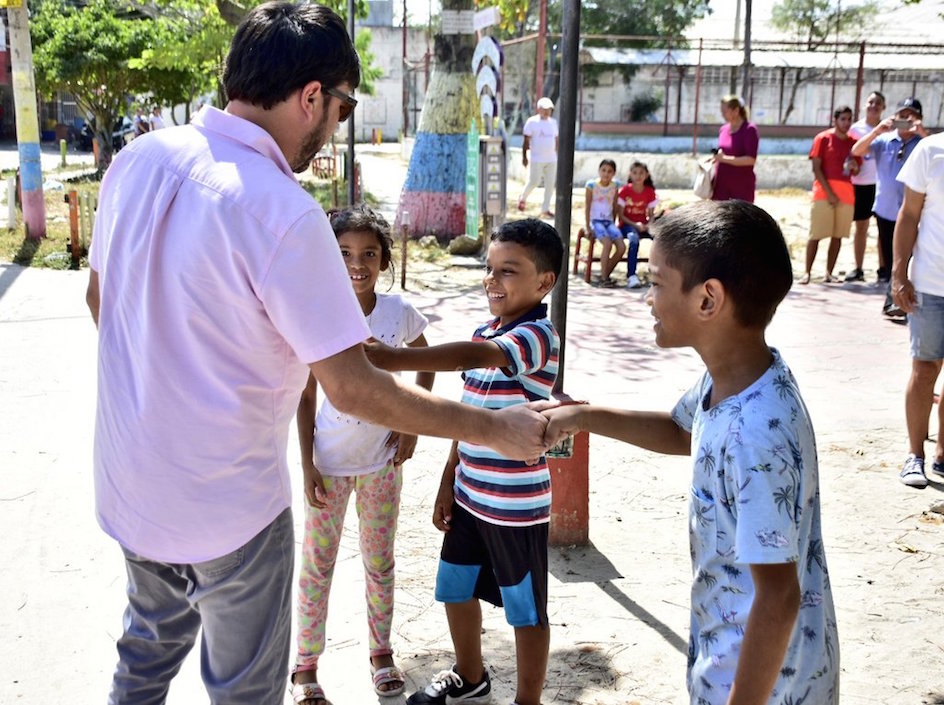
[455,305,559,526]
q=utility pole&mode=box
[8,3,46,240]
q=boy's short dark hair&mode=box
[491,218,564,278]
[834,105,853,119]
[328,204,394,269]
[223,1,361,110]
[651,200,792,329]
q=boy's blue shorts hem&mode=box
[435,502,548,628]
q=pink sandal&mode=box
[371,664,405,697]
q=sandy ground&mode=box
[1,144,943,704]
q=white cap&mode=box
[537,97,554,110]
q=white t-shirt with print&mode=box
[896,130,944,297]
[672,349,839,705]
[585,178,621,221]
[523,115,558,163]
[313,293,428,476]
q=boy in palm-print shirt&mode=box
[540,200,838,705]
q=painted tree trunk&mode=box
[396,1,476,241]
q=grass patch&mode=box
[0,169,102,269]
[0,173,365,270]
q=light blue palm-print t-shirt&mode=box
[672,348,839,705]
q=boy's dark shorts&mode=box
[853,183,876,222]
[435,502,549,628]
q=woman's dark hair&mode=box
[650,200,792,329]
[328,204,394,272]
[223,2,361,110]
[629,161,655,189]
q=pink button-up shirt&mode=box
[89,107,369,562]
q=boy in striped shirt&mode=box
[365,218,563,705]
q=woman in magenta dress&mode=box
[712,94,760,202]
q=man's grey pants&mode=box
[108,508,294,704]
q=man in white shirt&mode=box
[518,96,559,218]
[892,130,944,488]
[86,3,549,702]
[846,90,885,281]
[149,105,166,129]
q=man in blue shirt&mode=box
[851,97,930,318]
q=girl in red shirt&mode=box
[617,162,659,288]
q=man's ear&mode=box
[300,81,323,117]
[698,278,726,320]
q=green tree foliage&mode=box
[770,0,880,123]
[771,0,880,48]
[32,0,383,164]
[31,0,157,168]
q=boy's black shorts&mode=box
[434,502,549,628]
[853,183,876,222]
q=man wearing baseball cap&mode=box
[850,96,930,318]
[518,96,559,219]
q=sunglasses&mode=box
[897,144,907,162]
[324,86,357,122]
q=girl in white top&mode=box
[292,205,434,705]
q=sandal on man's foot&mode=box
[371,664,405,697]
[799,273,810,285]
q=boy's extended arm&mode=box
[311,345,548,461]
[386,333,437,465]
[726,563,800,705]
[542,404,691,455]
[364,338,508,373]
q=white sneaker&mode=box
[900,454,928,488]
[627,275,642,289]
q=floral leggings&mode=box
[296,463,402,667]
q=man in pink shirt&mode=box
[86,3,549,703]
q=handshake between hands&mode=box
[492,399,583,464]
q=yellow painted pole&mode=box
[7,1,46,240]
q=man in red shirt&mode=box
[801,106,858,284]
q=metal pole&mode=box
[692,38,703,156]
[551,0,579,395]
[347,0,356,206]
[740,0,752,99]
[853,41,865,122]
[402,0,409,137]
[535,0,547,103]
[8,4,46,240]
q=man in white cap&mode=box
[518,96,559,219]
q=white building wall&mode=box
[350,25,429,141]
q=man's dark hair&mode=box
[223,1,361,110]
[869,90,886,105]
[329,204,393,270]
[834,105,853,119]
[491,218,564,278]
[650,200,792,329]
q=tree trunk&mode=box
[395,0,477,241]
